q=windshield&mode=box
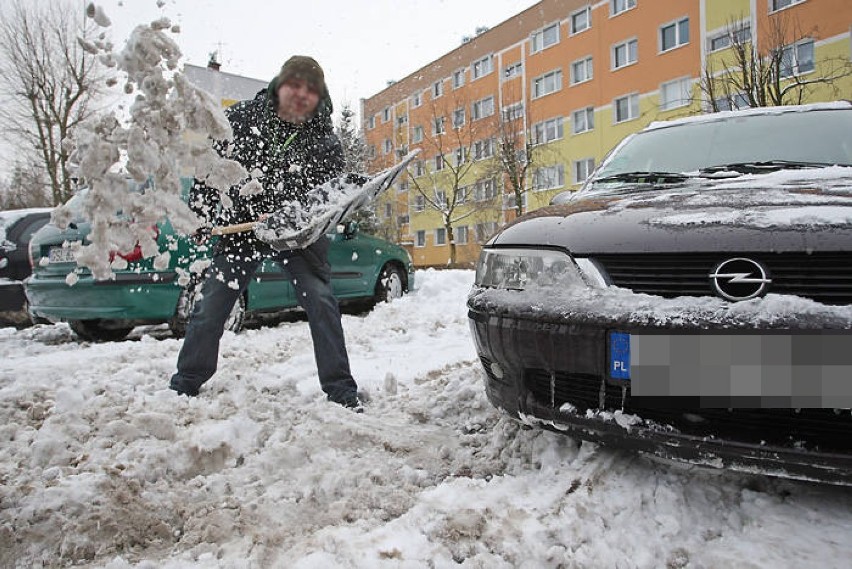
[591,109,852,184]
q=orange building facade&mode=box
[362,0,852,268]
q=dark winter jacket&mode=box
[191,86,344,257]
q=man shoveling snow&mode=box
[169,56,362,411]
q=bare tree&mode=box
[701,14,852,111]
[0,159,52,209]
[408,96,500,266]
[0,0,107,206]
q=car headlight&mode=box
[475,248,588,290]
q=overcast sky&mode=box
[97,0,541,111]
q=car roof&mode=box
[0,207,54,228]
[644,101,852,132]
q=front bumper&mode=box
[468,300,852,486]
[26,272,182,322]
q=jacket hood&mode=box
[264,76,334,132]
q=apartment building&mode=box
[362,0,852,267]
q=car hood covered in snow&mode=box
[492,167,852,255]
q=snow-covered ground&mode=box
[1,269,851,568]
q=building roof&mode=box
[183,64,268,105]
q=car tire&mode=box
[374,264,406,304]
[69,319,134,342]
[168,285,246,337]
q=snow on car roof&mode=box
[0,207,53,243]
[645,101,852,132]
[0,207,53,226]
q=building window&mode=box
[532,117,564,145]
[532,164,565,191]
[453,69,465,89]
[412,91,423,108]
[413,195,426,212]
[413,160,426,177]
[708,24,751,52]
[384,202,393,218]
[456,225,469,245]
[612,39,638,69]
[382,107,391,122]
[770,0,805,12]
[713,93,750,112]
[397,114,408,126]
[475,222,498,243]
[610,0,636,16]
[415,230,426,247]
[503,192,528,212]
[471,55,493,80]
[457,186,468,204]
[661,18,690,52]
[532,69,562,98]
[367,115,375,130]
[435,191,447,208]
[570,56,593,85]
[453,108,466,128]
[614,93,640,123]
[570,6,591,35]
[660,77,692,111]
[432,80,444,99]
[531,22,560,53]
[502,102,524,122]
[503,62,523,80]
[398,180,410,192]
[435,228,447,246]
[434,154,445,171]
[473,138,495,161]
[474,178,497,201]
[471,96,495,120]
[432,116,446,135]
[383,139,393,155]
[412,125,424,143]
[572,106,595,134]
[397,214,409,225]
[573,158,595,184]
[779,39,815,78]
[454,147,467,165]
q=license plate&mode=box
[609,331,631,380]
[48,246,77,264]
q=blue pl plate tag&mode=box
[609,332,631,380]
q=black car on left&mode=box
[0,208,52,325]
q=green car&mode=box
[26,186,414,342]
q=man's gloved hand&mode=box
[191,226,212,245]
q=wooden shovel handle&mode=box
[211,221,257,235]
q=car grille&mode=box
[593,252,852,305]
[525,369,852,452]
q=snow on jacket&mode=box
[191,87,344,256]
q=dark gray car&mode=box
[469,103,852,485]
[0,208,52,325]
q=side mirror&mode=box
[341,220,359,239]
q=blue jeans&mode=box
[170,237,358,401]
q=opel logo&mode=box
[709,258,772,301]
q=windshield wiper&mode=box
[592,171,693,184]
[700,160,838,174]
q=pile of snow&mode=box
[1,270,852,568]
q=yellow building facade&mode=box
[362,0,852,267]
